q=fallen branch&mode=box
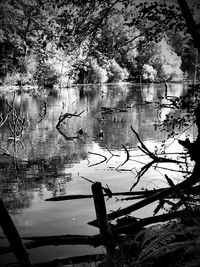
[45,184,200,201]
[56,110,85,128]
[45,194,93,201]
[113,208,196,235]
[130,126,186,190]
[89,163,200,225]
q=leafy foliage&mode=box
[1,0,199,85]
[157,84,200,139]
[107,59,129,83]
[33,61,59,87]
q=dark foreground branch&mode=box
[89,163,200,225]
[1,209,197,257]
[45,184,200,201]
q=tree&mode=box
[0,0,61,83]
[0,0,199,85]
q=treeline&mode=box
[0,0,199,87]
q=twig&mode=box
[56,110,85,128]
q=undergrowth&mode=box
[99,211,200,267]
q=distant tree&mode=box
[1,0,200,85]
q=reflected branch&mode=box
[106,147,120,163]
[130,126,186,191]
[121,144,130,166]
[87,151,107,167]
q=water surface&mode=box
[0,82,188,264]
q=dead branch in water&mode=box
[56,110,85,142]
[88,162,200,226]
[45,183,200,202]
[56,110,85,128]
[130,126,186,190]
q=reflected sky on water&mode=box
[0,82,192,264]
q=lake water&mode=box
[0,82,190,265]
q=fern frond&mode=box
[138,229,176,260]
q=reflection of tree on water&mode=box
[92,84,157,149]
[0,83,186,214]
[92,83,186,150]
[79,84,100,101]
[0,154,78,214]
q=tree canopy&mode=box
[0,0,199,85]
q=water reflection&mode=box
[0,82,186,264]
[0,83,186,211]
